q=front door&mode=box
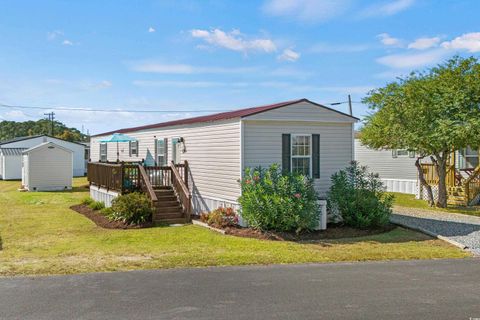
[172,138,181,164]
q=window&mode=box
[393,149,415,158]
[291,134,311,177]
[100,143,107,162]
[156,139,167,165]
[461,146,479,169]
[129,141,138,157]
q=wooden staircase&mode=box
[153,186,187,224]
[137,161,192,225]
[447,186,468,206]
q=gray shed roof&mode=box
[0,148,27,156]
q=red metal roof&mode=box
[92,98,358,137]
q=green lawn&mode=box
[391,192,480,217]
[0,178,470,276]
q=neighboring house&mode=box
[0,135,85,179]
[355,139,480,205]
[354,139,418,195]
[90,99,358,219]
[0,148,26,180]
[22,142,73,191]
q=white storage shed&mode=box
[22,142,73,191]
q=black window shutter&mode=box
[282,134,291,173]
[129,141,132,157]
[312,134,320,179]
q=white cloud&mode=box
[190,28,276,54]
[360,0,415,17]
[376,49,447,69]
[377,33,402,46]
[408,36,441,50]
[62,40,74,46]
[130,62,260,74]
[441,32,480,53]
[278,48,300,62]
[263,0,351,23]
[47,30,63,41]
[86,80,112,89]
[148,27,156,33]
[310,43,369,53]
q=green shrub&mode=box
[327,161,393,229]
[238,164,319,233]
[200,207,238,228]
[100,207,114,216]
[81,197,94,206]
[89,201,105,211]
[109,192,153,225]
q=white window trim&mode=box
[130,141,138,156]
[156,138,166,166]
[100,143,107,162]
[393,149,415,158]
[291,134,312,178]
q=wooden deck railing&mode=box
[420,163,459,187]
[170,161,192,222]
[465,166,480,204]
[138,165,158,205]
[87,162,124,191]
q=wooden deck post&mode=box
[184,160,189,189]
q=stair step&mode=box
[155,200,180,208]
[156,195,177,202]
[155,212,184,219]
[154,186,173,190]
[156,206,182,213]
[154,217,187,225]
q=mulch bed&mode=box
[70,204,153,229]
[218,223,397,241]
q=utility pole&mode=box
[44,112,55,136]
[348,94,353,116]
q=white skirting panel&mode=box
[90,187,120,207]
[381,178,418,195]
[192,194,240,215]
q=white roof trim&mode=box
[23,142,73,154]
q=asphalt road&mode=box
[1,259,479,320]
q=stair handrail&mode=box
[170,161,192,221]
[138,164,158,204]
[463,165,480,204]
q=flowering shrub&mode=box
[238,164,319,233]
[327,161,393,229]
[200,207,239,228]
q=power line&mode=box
[0,103,230,114]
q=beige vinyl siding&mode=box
[91,119,242,203]
[243,120,354,197]
[24,145,73,190]
[354,139,417,180]
[244,101,354,123]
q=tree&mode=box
[361,56,480,208]
[0,119,88,142]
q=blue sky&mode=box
[0,0,479,134]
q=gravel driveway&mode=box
[392,206,480,255]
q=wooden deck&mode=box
[421,163,480,206]
[87,161,191,224]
